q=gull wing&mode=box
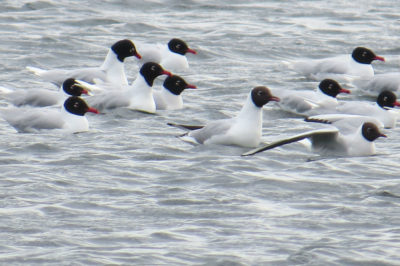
[0,107,64,132]
[306,114,384,134]
[167,122,204,131]
[26,66,106,87]
[242,128,338,156]
[188,119,233,144]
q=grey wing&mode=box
[318,60,347,74]
[309,129,342,154]
[1,108,64,132]
[27,67,69,86]
[39,68,105,86]
[167,122,204,131]
[87,91,129,111]
[280,95,316,114]
[271,88,319,115]
[136,43,163,64]
[359,72,400,93]
[189,119,233,144]
[153,90,166,110]
[292,56,347,76]
[242,128,338,156]
[306,114,384,135]
[9,89,59,107]
[64,68,106,85]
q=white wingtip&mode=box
[75,79,104,93]
[26,66,46,76]
[0,86,13,94]
[178,134,199,146]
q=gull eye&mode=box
[176,81,181,86]
[74,102,80,108]
[151,65,156,71]
[257,90,264,96]
[176,44,181,49]
[362,51,367,57]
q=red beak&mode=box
[162,70,172,77]
[187,48,197,54]
[374,56,385,62]
[135,53,142,59]
[186,84,197,89]
[380,133,387,138]
[394,101,400,107]
[340,88,351,94]
[87,107,100,114]
[270,96,280,102]
[82,89,89,95]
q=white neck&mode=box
[237,93,263,122]
[160,88,183,110]
[100,49,128,86]
[316,89,338,106]
[60,106,89,133]
[160,45,189,72]
[57,85,71,103]
[127,75,156,113]
[346,124,376,156]
[226,92,263,147]
[373,103,396,128]
[349,54,375,78]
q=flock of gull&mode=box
[1,38,399,157]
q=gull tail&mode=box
[0,86,13,94]
[26,66,47,76]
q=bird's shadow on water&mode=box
[305,152,387,162]
[374,190,400,199]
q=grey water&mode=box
[0,0,400,265]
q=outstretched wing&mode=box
[242,128,338,156]
[167,122,204,131]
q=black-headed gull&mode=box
[137,38,196,72]
[335,90,400,128]
[292,47,385,80]
[87,62,172,113]
[242,114,386,156]
[0,78,91,107]
[271,79,350,116]
[153,75,196,110]
[168,86,280,148]
[0,96,99,133]
[26,39,141,86]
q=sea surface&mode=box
[0,0,400,265]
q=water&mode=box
[1,0,400,265]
